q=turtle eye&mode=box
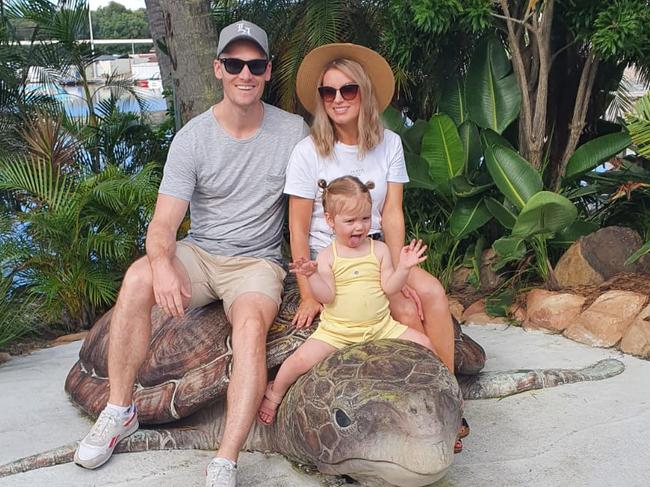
[334,408,352,428]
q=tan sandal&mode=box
[257,383,283,425]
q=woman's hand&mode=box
[292,297,322,329]
[401,284,423,321]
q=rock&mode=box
[449,250,504,293]
[620,304,650,358]
[555,226,650,287]
[524,290,586,333]
[508,302,527,324]
[462,312,509,326]
[450,267,472,292]
[555,242,605,287]
[461,300,509,325]
[0,352,10,365]
[462,299,485,321]
[448,298,464,322]
[563,290,648,347]
[51,331,88,346]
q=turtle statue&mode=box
[0,278,625,485]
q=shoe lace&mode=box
[88,409,118,443]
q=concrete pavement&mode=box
[1,324,648,487]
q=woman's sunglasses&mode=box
[219,58,269,76]
[318,84,360,103]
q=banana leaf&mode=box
[484,196,517,229]
[449,196,492,239]
[511,191,578,238]
[564,132,632,181]
[484,145,542,209]
[480,128,515,150]
[459,120,482,174]
[450,175,493,198]
[421,114,464,195]
[492,236,526,270]
[550,220,599,247]
[439,77,467,127]
[405,152,436,191]
[466,37,521,135]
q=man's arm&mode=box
[146,194,190,317]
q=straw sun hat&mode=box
[296,43,395,114]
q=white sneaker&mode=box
[74,404,139,469]
[206,457,237,487]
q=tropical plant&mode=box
[0,151,159,329]
[387,36,634,297]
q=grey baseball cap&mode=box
[217,20,270,59]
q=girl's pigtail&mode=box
[364,180,375,190]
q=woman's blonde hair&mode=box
[311,59,383,159]
[318,176,375,217]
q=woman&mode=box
[283,43,468,451]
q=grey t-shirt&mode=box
[159,103,309,263]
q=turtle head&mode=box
[277,340,462,486]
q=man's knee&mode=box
[119,258,153,300]
[231,315,268,355]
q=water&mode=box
[25,82,168,117]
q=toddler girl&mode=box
[258,176,435,424]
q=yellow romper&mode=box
[309,238,408,349]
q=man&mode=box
[73,20,308,487]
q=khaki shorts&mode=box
[175,242,286,315]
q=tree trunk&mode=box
[158,0,221,127]
[144,0,173,94]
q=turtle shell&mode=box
[65,276,313,424]
[65,276,485,424]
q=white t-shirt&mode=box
[284,129,409,251]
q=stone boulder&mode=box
[555,226,650,288]
[620,304,650,358]
[563,290,648,347]
[461,299,509,325]
[524,290,586,333]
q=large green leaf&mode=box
[449,197,492,239]
[492,236,527,270]
[381,107,406,135]
[405,152,436,191]
[550,220,599,247]
[484,145,542,209]
[512,191,578,238]
[450,176,493,198]
[480,128,514,150]
[564,132,632,180]
[421,114,465,195]
[439,77,467,126]
[466,37,522,134]
[459,121,482,174]
[484,196,517,229]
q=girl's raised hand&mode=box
[398,239,427,269]
[289,257,318,277]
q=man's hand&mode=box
[151,258,191,318]
[398,239,427,270]
[292,297,322,329]
[289,257,318,277]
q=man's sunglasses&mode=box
[219,58,269,76]
[317,84,360,103]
